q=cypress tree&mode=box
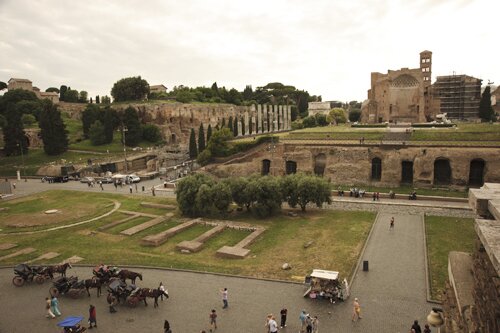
[3,104,28,156]
[479,86,495,122]
[198,123,205,152]
[189,128,198,159]
[103,107,115,143]
[38,100,69,155]
[207,124,213,143]
[228,116,233,132]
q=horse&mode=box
[48,262,72,277]
[118,270,143,284]
[138,288,169,308]
[84,277,103,297]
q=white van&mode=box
[126,174,141,183]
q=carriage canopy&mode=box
[57,316,84,327]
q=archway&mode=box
[285,160,297,175]
[262,159,271,176]
[401,161,413,184]
[434,158,451,185]
[468,159,485,187]
[371,157,382,181]
[314,154,326,176]
[171,134,176,144]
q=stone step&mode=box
[216,227,266,259]
[0,247,36,261]
[0,243,17,251]
[60,255,84,264]
[142,218,199,247]
[121,213,174,236]
[236,228,266,249]
[488,200,500,221]
[140,202,176,210]
[118,210,160,219]
[98,214,138,231]
[176,224,226,252]
[26,252,60,263]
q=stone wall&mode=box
[204,143,500,188]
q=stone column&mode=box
[263,104,268,133]
[287,105,292,130]
[273,105,278,132]
[278,105,283,131]
[257,104,262,134]
[237,119,242,137]
[244,111,249,136]
[251,116,256,135]
[267,105,273,132]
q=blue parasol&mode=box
[57,316,84,327]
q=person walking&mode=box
[99,181,103,191]
[135,183,138,193]
[88,304,97,329]
[129,185,133,194]
[352,297,362,321]
[390,217,395,230]
[151,186,156,196]
[411,320,422,333]
[312,316,319,333]
[159,282,166,301]
[423,324,431,333]
[164,319,172,333]
[45,297,55,319]
[220,288,228,309]
[209,309,217,332]
[51,295,61,316]
[268,316,278,333]
[299,310,307,333]
[280,307,287,328]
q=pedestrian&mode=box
[268,315,278,333]
[99,181,103,191]
[51,295,61,316]
[372,192,376,201]
[152,186,156,196]
[280,307,287,328]
[299,310,307,333]
[114,182,117,190]
[129,185,133,194]
[265,314,272,332]
[159,282,166,301]
[390,217,395,230]
[164,319,172,333]
[135,183,138,192]
[352,297,362,321]
[45,297,55,318]
[12,182,16,189]
[306,315,313,333]
[376,191,380,201]
[423,324,431,333]
[209,309,217,332]
[220,288,228,308]
[411,320,422,333]
[312,316,319,333]
[88,304,97,329]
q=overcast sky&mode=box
[0,0,498,102]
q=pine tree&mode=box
[198,123,205,152]
[233,118,238,136]
[38,100,69,155]
[96,95,100,104]
[207,124,213,143]
[479,86,495,122]
[189,128,198,159]
[228,116,233,132]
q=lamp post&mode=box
[427,307,444,333]
[17,141,25,180]
[120,124,128,173]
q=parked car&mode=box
[99,177,113,184]
[53,176,69,183]
[80,176,95,184]
[125,175,141,183]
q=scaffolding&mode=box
[434,75,482,119]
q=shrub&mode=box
[142,124,162,142]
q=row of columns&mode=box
[239,104,292,136]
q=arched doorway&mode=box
[314,154,326,176]
[434,158,451,185]
[401,161,413,184]
[171,134,176,144]
[468,159,485,187]
[262,159,271,175]
[285,160,297,175]
[371,157,382,181]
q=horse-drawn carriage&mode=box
[92,264,120,283]
[106,279,147,308]
[12,263,52,287]
[57,316,86,333]
[50,276,86,299]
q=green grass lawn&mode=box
[334,184,468,198]
[425,215,475,300]
[0,190,375,281]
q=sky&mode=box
[0,0,498,102]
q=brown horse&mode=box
[118,270,143,284]
[139,288,169,308]
[48,262,72,277]
[84,277,103,297]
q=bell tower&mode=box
[420,50,432,86]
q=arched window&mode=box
[468,159,485,187]
[262,159,271,175]
[434,158,451,185]
[371,158,382,181]
[314,154,326,176]
[285,161,297,175]
[401,161,413,184]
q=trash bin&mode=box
[363,260,369,271]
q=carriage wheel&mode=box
[35,275,45,284]
[12,276,25,287]
[127,297,138,308]
[49,287,59,297]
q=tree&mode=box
[59,85,68,101]
[479,86,495,122]
[15,100,42,120]
[242,85,253,101]
[0,114,6,128]
[252,176,282,218]
[64,89,79,103]
[302,116,317,128]
[196,148,212,166]
[189,128,198,159]
[102,107,116,143]
[89,120,106,145]
[328,108,347,124]
[198,123,205,152]
[101,95,111,104]
[111,76,149,102]
[248,116,253,134]
[228,116,233,132]
[206,124,212,143]
[95,95,100,104]
[81,104,101,139]
[206,128,232,157]
[21,114,36,126]
[122,106,142,146]
[349,109,361,122]
[211,182,232,215]
[228,177,251,210]
[176,173,214,216]
[45,87,59,93]
[296,174,331,212]
[176,90,193,103]
[78,91,88,103]
[142,124,161,143]
[38,100,68,155]
[221,118,226,128]
[0,81,7,91]
[315,113,328,126]
[211,82,219,95]
[195,184,215,215]
[3,104,28,156]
